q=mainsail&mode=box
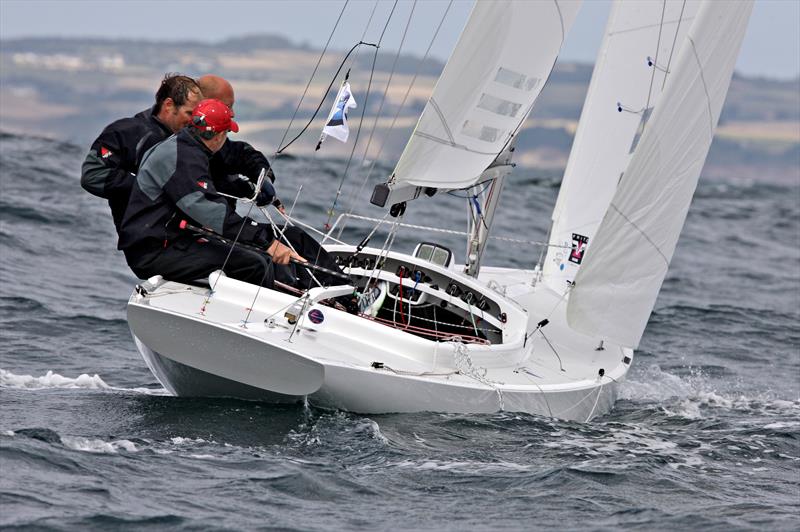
[389,0,581,190]
[543,0,700,293]
[566,0,754,348]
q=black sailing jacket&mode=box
[118,128,273,253]
[80,106,271,231]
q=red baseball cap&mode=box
[191,98,239,134]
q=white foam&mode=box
[662,399,703,420]
[0,368,169,395]
[619,365,693,402]
[1,368,110,390]
[2,430,15,437]
[763,421,800,430]
[542,423,706,469]
[386,459,532,473]
[770,399,800,410]
[61,436,138,454]
[352,419,388,444]
[170,436,208,445]
[620,364,800,418]
[124,386,170,396]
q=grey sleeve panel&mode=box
[176,191,226,234]
[137,136,178,201]
[80,150,112,197]
[135,130,159,168]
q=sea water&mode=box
[1,131,798,530]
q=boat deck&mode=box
[132,264,630,391]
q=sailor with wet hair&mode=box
[118,99,296,288]
[119,99,345,293]
[81,73,202,230]
[80,73,276,233]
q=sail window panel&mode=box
[477,93,522,118]
[494,68,541,93]
[526,77,541,92]
[494,67,527,89]
[470,106,519,131]
[461,120,502,143]
[388,1,583,189]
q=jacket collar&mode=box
[179,127,214,157]
[147,105,174,137]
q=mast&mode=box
[464,141,516,277]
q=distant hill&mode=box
[1,35,797,182]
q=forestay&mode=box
[389,0,580,190]
[567,0,754,348]
[544,0,700,294]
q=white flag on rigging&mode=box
[321,82,357,143]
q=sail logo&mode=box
[100,147,113,159]
[569,233,589,265]
[327,92,351,126]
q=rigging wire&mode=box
[334,213,569,248]
[360,211,404,296]
[274,0,380,224]
[359,1,418,171]
[660,0,688,91]
[277,1,380,155]
[198,170,265,314]
[338,0,454,235]
[445,179,492,198]
[275,40,378,155]
[322,0,400,231]
[643,0,667,113]
[585,379,607,422]
[360,0,381,42]
[274,0,350,155]
[341,0,418,217]
[261,206,324,289]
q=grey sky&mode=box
[1,0,798,79]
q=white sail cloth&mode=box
[567,0,754,348]
[390,0,581,190]
[543,0,700,293]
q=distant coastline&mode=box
[1,35,798,181]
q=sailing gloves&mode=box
[254,170,285,211]
[255,178,276,206]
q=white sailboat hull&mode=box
[127,252,631,422]
[135,336,621,420]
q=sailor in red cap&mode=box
[117,97,345,292]
[191,98,240,137]
[117,98,300,289]
[81,74,277,235]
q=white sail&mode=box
[390,0,581,190]
[566,0,753,348]
[543,0,700,293]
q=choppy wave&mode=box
[1,130,798,530]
